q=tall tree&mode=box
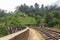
[34,3,39,9]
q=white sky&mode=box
[0,0,57,12]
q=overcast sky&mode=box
[0,0,57,12]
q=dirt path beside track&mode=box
[28,28,44,40]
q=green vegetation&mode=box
[15,3,60,27]
[0,12,37,37]
[0,3,60,37]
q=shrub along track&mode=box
[34,27,60,40]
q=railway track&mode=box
[34,27,60,40]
